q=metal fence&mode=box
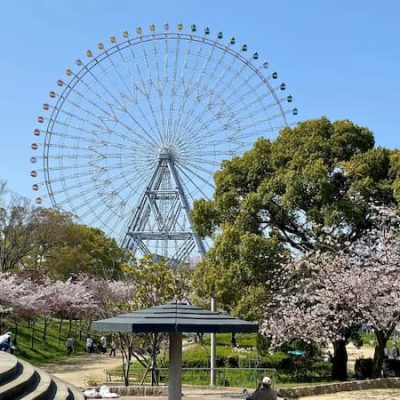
[106,367,277,388]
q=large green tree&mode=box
[41,222,124,280]
[191,117,399,322]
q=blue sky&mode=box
[1,0,399,198]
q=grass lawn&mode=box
[6,317,92,365]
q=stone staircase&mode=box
[0,351,85,399]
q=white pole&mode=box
[210,298,216,386]
[169,332,182,400]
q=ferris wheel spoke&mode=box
[168,36,194,146]
[50,118,155,153]
[183,56,250,135]
[182,159,217,177]
[175,164,210,199]
[173,41,236,140]
[169,35,205,142]
[127,40,165,145]
[175,42,217,140]
[184,80,266,138]
[179,63,270,142]
[151,37,168,140]
[142,46,167,143]
[79,62,161,148]
[164,34,182,146]
[54,90,158,151]
[177,163,214,190]
[103,46,167,147]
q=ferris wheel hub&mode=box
[159,147,175,161]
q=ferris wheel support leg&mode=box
[166,159,206,257]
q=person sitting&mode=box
[246,376,277,400]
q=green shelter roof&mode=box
[92,301,258,333]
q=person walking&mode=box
[86,336,94,353]
[246,376,278,400]
[66,337,74,356]
[109,338,117,357]
[392,343,399,360]
[100,335,107,354]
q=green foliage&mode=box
[192,117,397,251]
[192,199,220,237]
[43,223,124,280]
[193,224,287,318]
[192,118,399,319]
[125,256,193,309]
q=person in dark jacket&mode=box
[246,376,277,400]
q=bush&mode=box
[257,352,293,370]
[354,358,373,379]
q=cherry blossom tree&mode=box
[263,205,400,380]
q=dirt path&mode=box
[41,352,122,388]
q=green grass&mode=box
[5,317,95,365]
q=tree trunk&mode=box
[372,330,389,378]
[231,332,237,348]
[150,334,159,386]
[31,320,36,350]
[57,319,63,346]
[67,315,73,338]
[42,318,51,344]
[332,340,348,381]
[79,319,83,341]
[14,323,18,346]
[122,348,132,386]
[198,333,204,345]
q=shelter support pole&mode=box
[169,332,182,400]
[210,297,216,386]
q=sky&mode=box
[0,0,399,200]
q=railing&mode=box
[105,367,277,387]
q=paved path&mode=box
[41,352,121,388]
[117,388,400,400]
[300,388,400,399]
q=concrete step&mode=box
[0,359,36,399]
[21,365,53,400]
[0,351,18,383]
[51,376,74,400]
[67,383,85,400]
[0,351,85,400]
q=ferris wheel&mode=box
[30,23,297,263]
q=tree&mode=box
[0,182,35,272]
[42,223,124,280]
[26,208,73,269]
[264,205,400,380]
[191,117,400,353]
[193,225,287,322]
[121,256,192,385]
[192,118,385,252]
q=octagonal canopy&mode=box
[91,300,258,333]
